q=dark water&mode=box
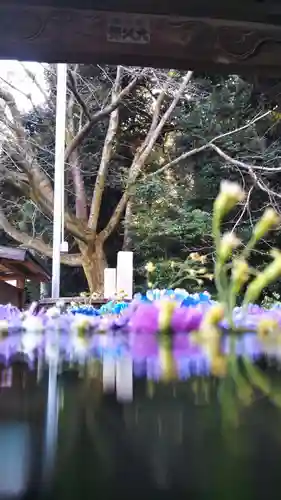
[1,369,281,500]
[49,375,281,500]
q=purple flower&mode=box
[129,304,159,335]
[171,307,202,333]
[0,304,21,321]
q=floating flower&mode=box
[171,307,203,333]
[158,300,177,332]
[129,303,159,335]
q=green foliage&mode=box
[128,73,281,292]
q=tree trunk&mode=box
[80,241,107,295]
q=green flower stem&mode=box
[212,213,229,307]
[241,235,257,261]
[230,355,253,406]
[243,357,271,396]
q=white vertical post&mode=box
[44,63,67,489]
[51,64,67,299]
[104,268,117,299]
[116,251,133,299]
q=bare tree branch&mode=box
[0,76,37,112]
[64,74,140,162]
[20,63,50,105]
[0,210,82,266]
[66,67,88,221]
[67,68,91,121]
[0,86,92,242]
[88,66,122,232]
[146,109,273,178]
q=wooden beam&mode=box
[0,260,26,279]
[0,275,25,282]
[1,5,281,74]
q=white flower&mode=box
[22,315,43,334]
[46,306,61,318]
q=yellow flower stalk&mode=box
[252,208,280,242]
[214,180,245,221]
[203,304,225,326]
[244,250,281,305]
[231,258,249,293]
[219,232,242,262]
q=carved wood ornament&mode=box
[1,4,281,74]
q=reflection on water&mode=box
[1,369,281,500]
[49,373,281,500]
[0,423,30,498]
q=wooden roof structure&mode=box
[0,246,50,283]
[2,0,281,75]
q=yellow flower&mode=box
[189,252,207,264]
[145,262,156,273]
[199,255,208,264]
[205,273,214,281]
[197,268,208,275]
[253,208,280,241]
[188,269,196,277]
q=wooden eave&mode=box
[0,246,50,283]
[1,1,281,74]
